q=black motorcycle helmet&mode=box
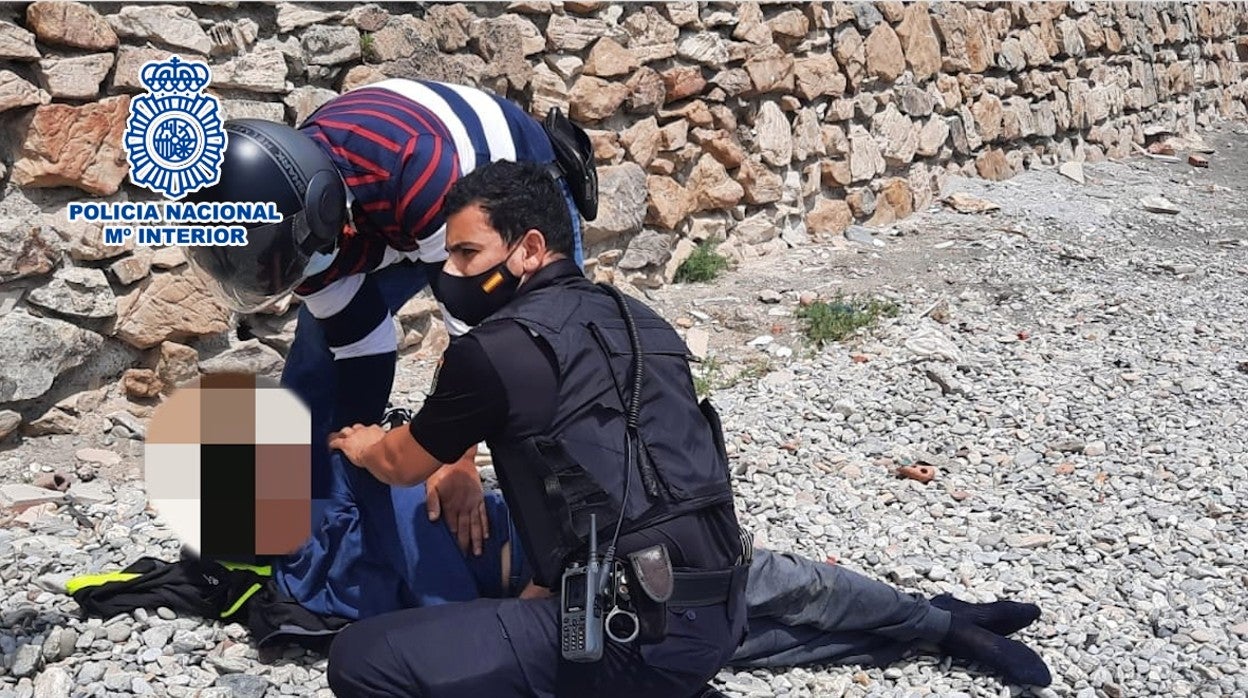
[184,119,347,313]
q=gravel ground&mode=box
[3,121,1248,698]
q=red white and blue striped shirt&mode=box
[291,79,555,427]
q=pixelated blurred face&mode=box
[145,373,312,559]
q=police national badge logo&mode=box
[125,57,225,200]
[71,58,280,246]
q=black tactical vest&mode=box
[475,274,738,587]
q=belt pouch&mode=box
[625,544,674,644]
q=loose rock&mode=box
[1140,195,1180,214]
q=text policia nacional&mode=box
[66,202,282,246]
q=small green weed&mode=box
[797,296,900,347]
[674,240,730,284]
[360,33,377,62]
[692,356,773,397]
[733,358,774,385]
[692,356,722,398]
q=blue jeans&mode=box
[275,184,583,617]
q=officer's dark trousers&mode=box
[327,584,748,698]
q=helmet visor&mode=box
[185,211,316,314]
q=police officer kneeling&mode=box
[325,159,749,698]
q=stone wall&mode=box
[1,1,1247,438]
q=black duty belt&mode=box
[669,566,745,607]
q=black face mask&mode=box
[435,246,523,327]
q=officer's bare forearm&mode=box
[364,425,443,487]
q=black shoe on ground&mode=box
[940,617,1053,687]
[931,593,1042,636]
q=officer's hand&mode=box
[426,448,488,556]
[518,582,552,600]
[328,423,388,472]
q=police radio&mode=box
[561,514,606,662]
[561,286,648,662]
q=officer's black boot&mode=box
[939,617,1053,687]
[694,685,729,698]
[931,593,1042,636]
